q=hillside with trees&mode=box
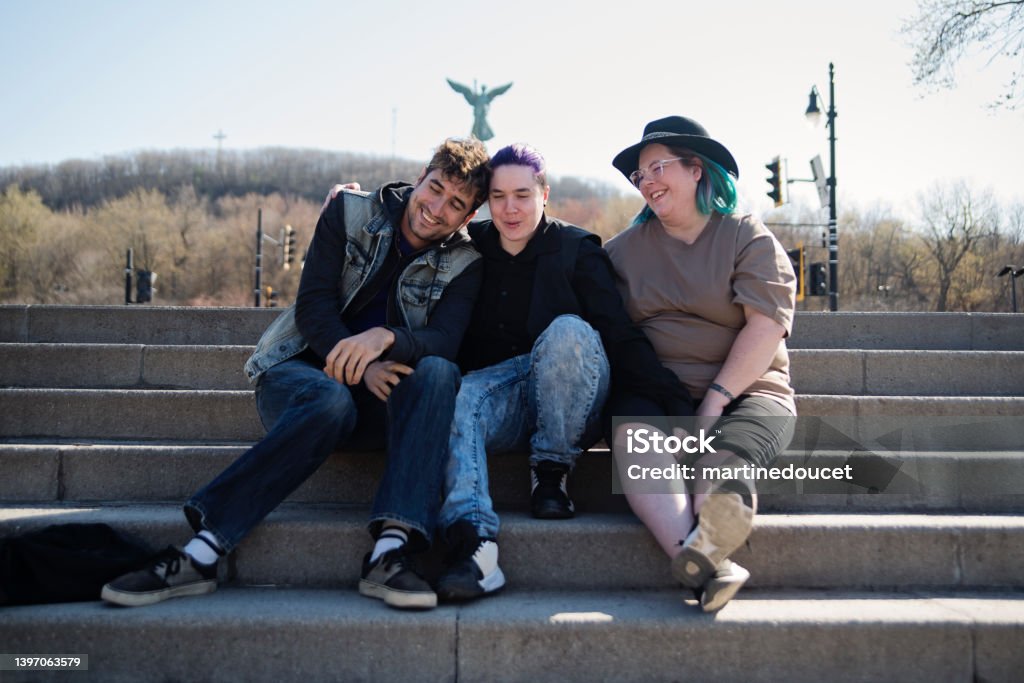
[0,148,1021,311]
[0,148,633,307]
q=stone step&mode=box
[2,305,1019,683]
[2,444,1022,513]
[1,505,1021,591]
[4,305,1024,350]
[791,311,1024,350]
[1,388,1021,448]
[793,348,1024,396]
[0,587,1020,683]
[0,343,253,391]
[4,343,1024,396]
[0,305,278,346]
[0,388,262,441]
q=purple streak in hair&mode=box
[490,143,547,186]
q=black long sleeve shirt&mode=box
[459,216,694,414]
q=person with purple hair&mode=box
[432,143,695,603]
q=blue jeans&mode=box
[185,355,461,552]
[439,315,610,538]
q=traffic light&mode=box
[283,225,297,269]
[136,270,156,304]
[786,244,805,302]
[808,262,828,296]
[765,157,785,207]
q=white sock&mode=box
[184,530,223,566]
[370,524,409,563]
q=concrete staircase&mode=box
[1,305,1022,682]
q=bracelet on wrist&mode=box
[708,382,735,401]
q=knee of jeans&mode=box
[536,315,603,363]
[296,379,356,430]
[412,356,461,383]
[537,314,595,347]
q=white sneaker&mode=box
[436,520,506,602]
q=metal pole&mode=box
[125,248,133,305]
[254,209,262,308]
[1012,275,1018,313]
[827,63,839,312]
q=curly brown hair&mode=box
[424,137,492,211]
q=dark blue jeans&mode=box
[184,355,461,552]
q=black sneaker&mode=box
[101,546,217,607]
[436,519,506,603]
[359,547,436,609]
[530,460,574,519]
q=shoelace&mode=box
[380,547,412,573]
[533,468,568,493]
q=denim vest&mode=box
[243,189,479,382]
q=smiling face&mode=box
[403,169,478,249]
[637,143,702,223]
[488,164,549,256]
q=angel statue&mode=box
[446,78,513,142]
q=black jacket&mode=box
[459,216,693,413]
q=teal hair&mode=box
[695,155,737,216]
[630,204,655,227]
[629,149,737,226]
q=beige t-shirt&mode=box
[605,212,796,414]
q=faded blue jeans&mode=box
[439,315,610,538]
[185,354,461,552]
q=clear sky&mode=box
[2,0,1021,220]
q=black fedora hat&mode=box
[612,115,739,181]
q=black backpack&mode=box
[0,523,155,606]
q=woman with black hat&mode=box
[607,116,798,612]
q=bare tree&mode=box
[918,181,998,310]
[1004,200,1024,245]
[903,0,1024,108]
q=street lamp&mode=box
[997,265,1024,312]
[806,64,838,311]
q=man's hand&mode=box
[321,182,361,215]
[363,360,414,401]
[324,327,395,385]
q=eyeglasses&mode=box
[629,157,684,188]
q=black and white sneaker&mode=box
[359,547,436,609]
[101,546,217,607]
[530,460,574,519]
[436,520,506,603]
